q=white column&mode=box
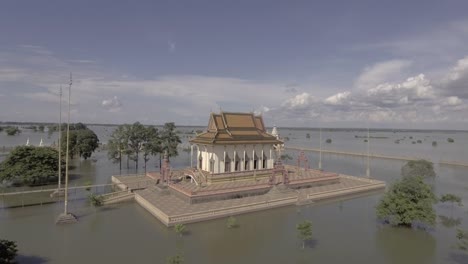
[190,145,193,168]
[269,147,272,168]
[223,148,226,173]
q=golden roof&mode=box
[190,112,283,145]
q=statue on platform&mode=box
[161,150,171,184]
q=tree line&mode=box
[107,122,181,173]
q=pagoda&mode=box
[189,112,282,177]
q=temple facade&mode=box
[189,112,283,174]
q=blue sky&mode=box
[1,0,468,129]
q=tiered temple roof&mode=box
[190,112,283,145]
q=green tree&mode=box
[107,125,130,173]
[160,122,181,166]
[76,129,99,160]
[376,176,437,228]
[448,138,455,143]
[141,126,161,174]
[127,122,147,172]
[5,126,20,136]
[456,229,468,251]
[401,160,436,178]
[0,239,17,263]
[325,138,332,143]
[0,146,63,186]
[37,124,45,132]
[226,216,238,229]
[174,224,186,237]
[296,220,313,249]
[61,126,99,160]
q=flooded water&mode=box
[1,126,468,263]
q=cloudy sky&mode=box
[1,0,468,129]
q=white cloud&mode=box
[442,96,462,106]
[102,96,123,112]
[441,56,468,98]
[325,91,350,105]
[282,92,317,109]
[355,60,412,89]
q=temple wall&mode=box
[194,144,275,173]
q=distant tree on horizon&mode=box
[401,160,435,178]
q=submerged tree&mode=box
[141,126,161,174]
[60,124,99,160]
[376,176,437,228]
[456,229,468,251]
[296,220,313,249]
[401,160,436,178]
[107,125,130,173]
[88,193,104,207]
[0,239,17,263]
[174,224,186,237]
[127,122,147,172]
[226,216,238,229]
[5,126,20,136]
[0,146,63,186]
[159,122,181,167]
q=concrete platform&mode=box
[112,172,386,226]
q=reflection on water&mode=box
[376,226,437,264]
[0,126,467,263]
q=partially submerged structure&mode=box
[112,111,386,226]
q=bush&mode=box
[448,138,455,143]
[432,141,437,147]
[325,139,332,144]
[88,193,104,206]
[0,239,17,263]
[226,216,238,228]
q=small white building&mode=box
[190,112,283,174]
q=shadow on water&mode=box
[16,254,49,264]
[304,239,318,249]
[376,225,437,264]
[439,215,462,229]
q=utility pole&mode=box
[50,86,64,198]
[366,126,370,178]
[56,73,78,224]
[319,127,322,170]
[58,85,62,190]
